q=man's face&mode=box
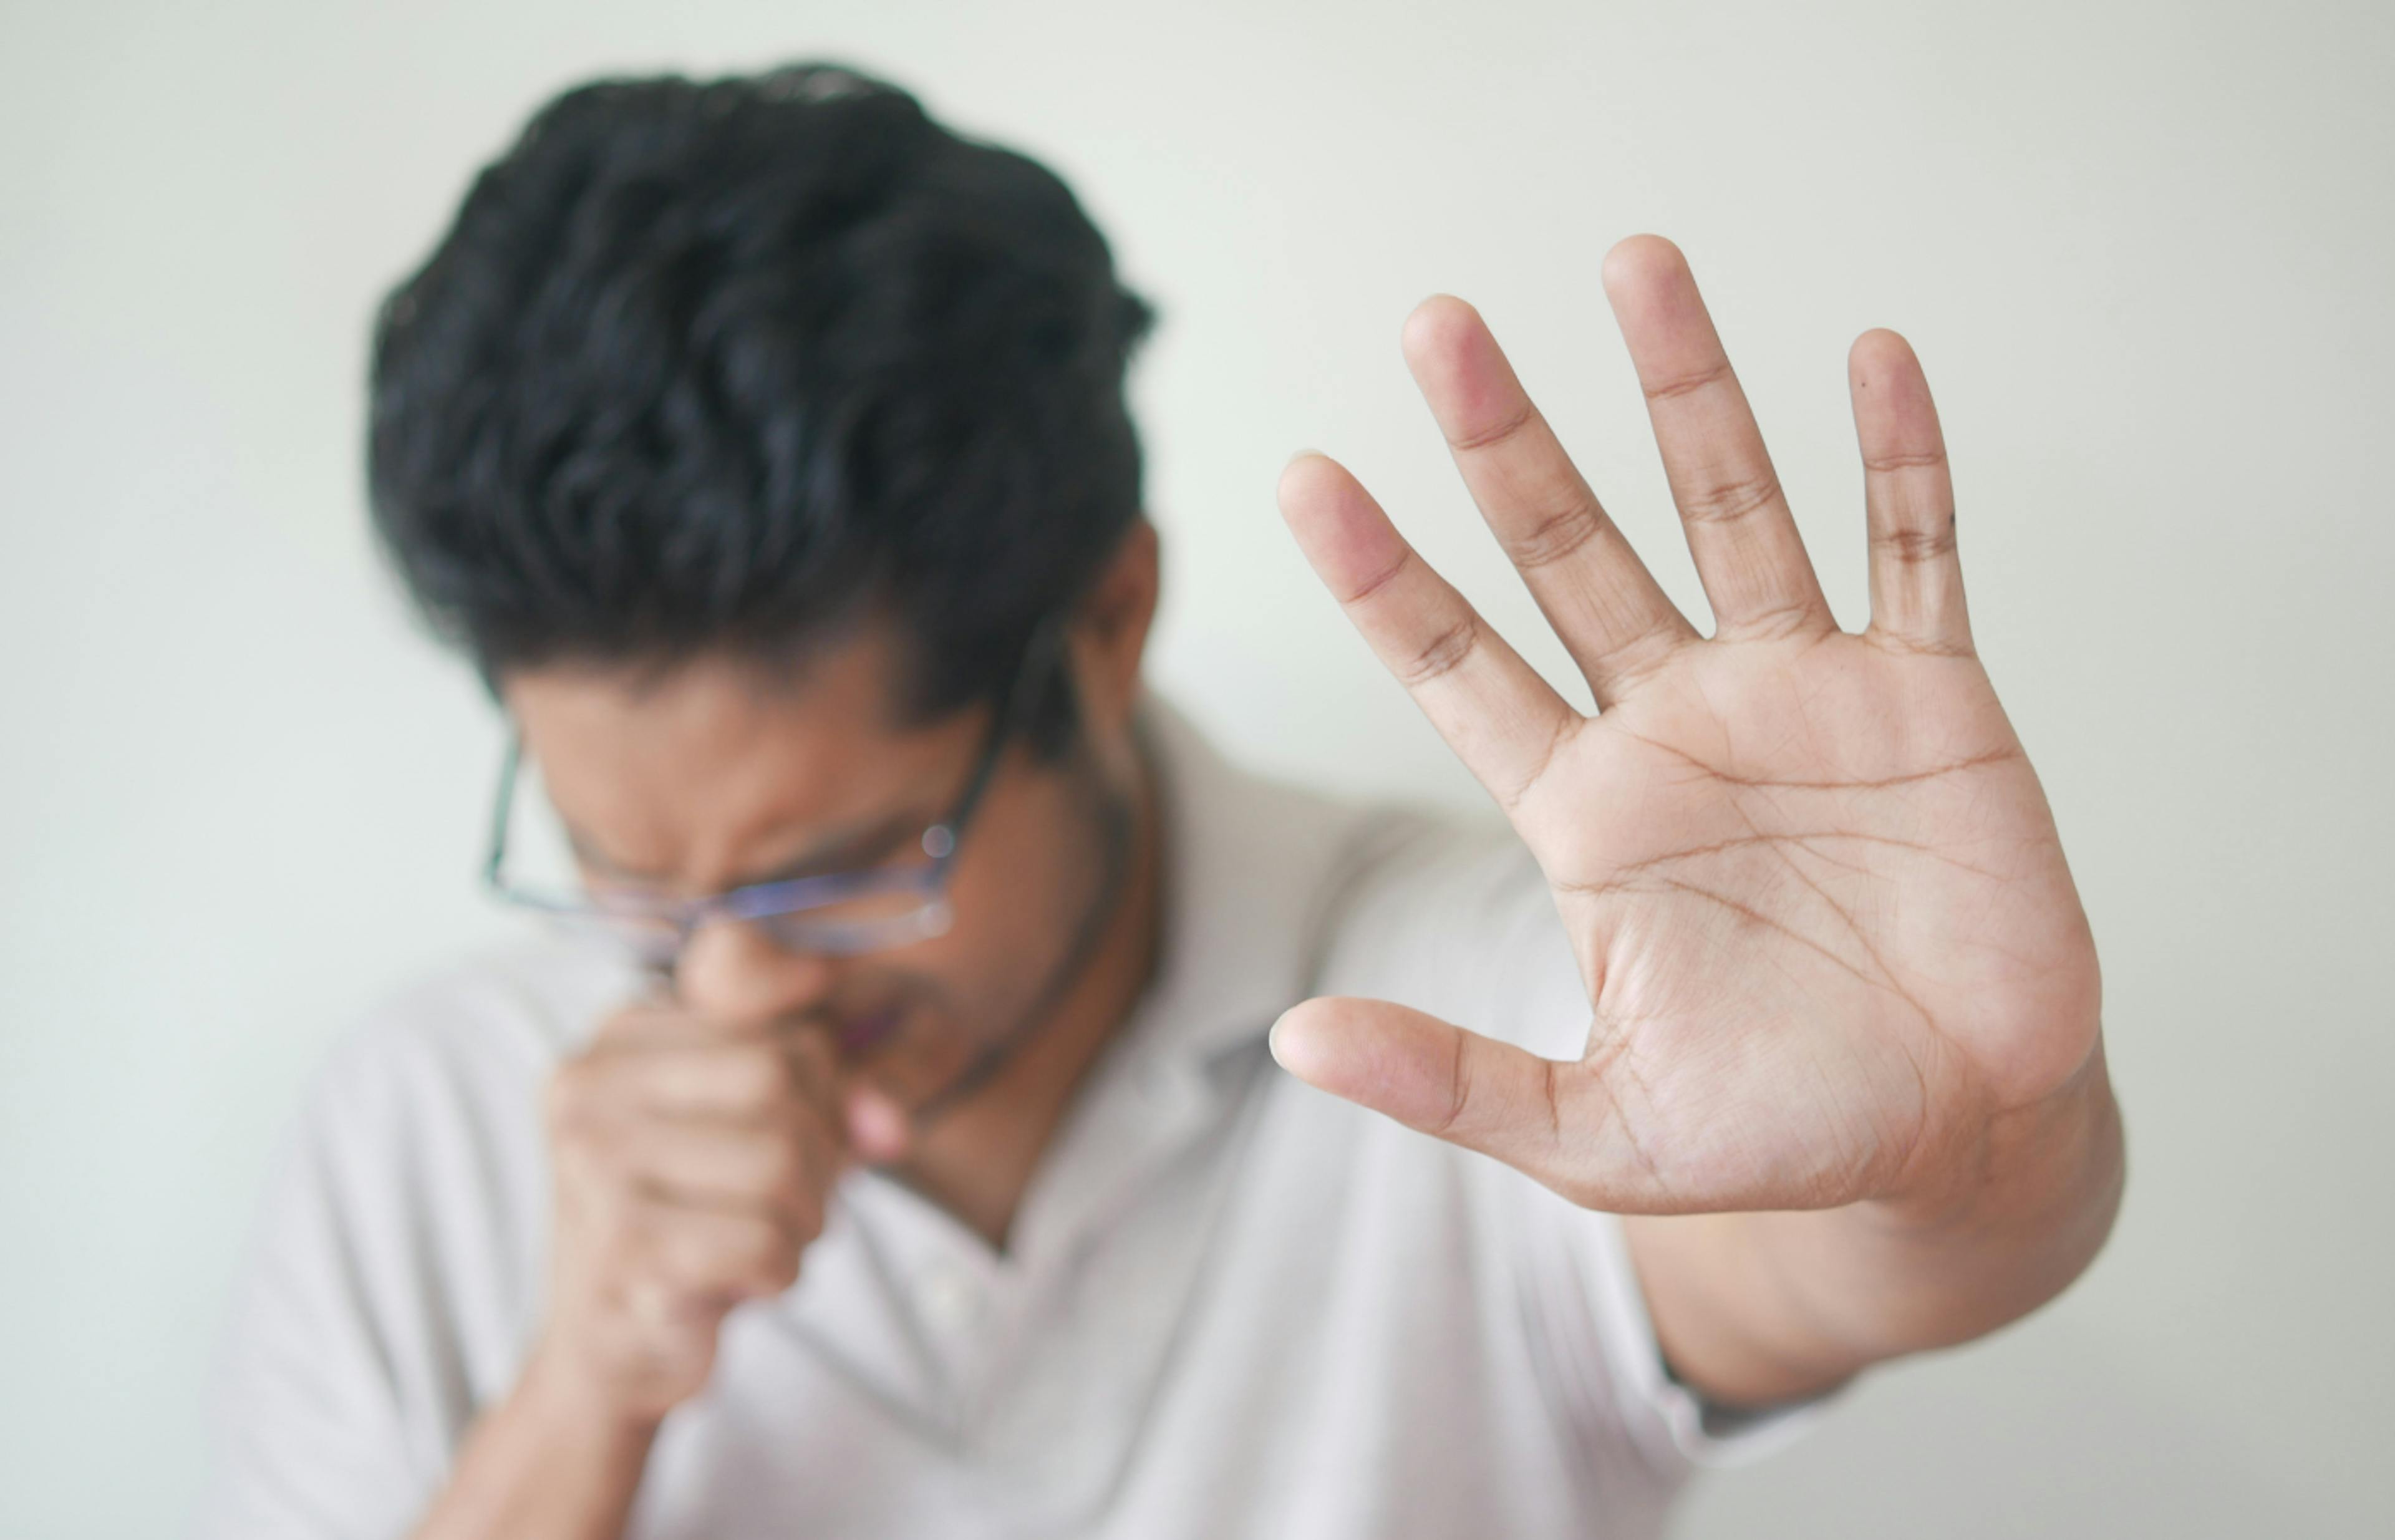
[502,622,1135,1118]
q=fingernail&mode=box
[1267,1010,1303,1073]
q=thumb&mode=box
[1269,995,1596,1196]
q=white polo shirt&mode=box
[195,695,1810,1539]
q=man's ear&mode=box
[1070,518,1161,732]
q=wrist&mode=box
[1874,1035,2122,1234]
[1702,1048,2123,1399]
[1832,1042,2125,1369]
[513,1339,670,1450]
[411,1342,661,1540]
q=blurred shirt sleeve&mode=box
[190,957,578,1540]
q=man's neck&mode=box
[891,737,1164,1251]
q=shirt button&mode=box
[916,1264,983,1337]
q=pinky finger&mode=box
[1849,329,1972,655]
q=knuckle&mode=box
[1444,399,1537,454]
[1598,621,1688,692]
[1396,614,1479,689]
[1722,596,1825,642]
[652,1224,726,1292]
[1339,545,1415,608]
[648,1247,712,1299]
[1676,470,1783,526]
[1641,357,1733,402]
[1864,626,1976,660]
[750,1233,803,1294]
[1500,492,1608,571]
[609,1228,670,1294]
[1870,520,1958,564]
[752,1133,810,1194]
[722,1045,787,1106]
[1497,710,1580,813]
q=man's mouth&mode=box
[836,1005,906,1055]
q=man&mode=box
[198,62,2122,1539]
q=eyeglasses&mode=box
[481,624,1057,970]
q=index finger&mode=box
[590,1005,844,1113]
[578,1035,830,1121]
[1849,327,1971,654]
[1278,452,1583,811]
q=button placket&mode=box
[913,1257,987,1341]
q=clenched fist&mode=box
[528,1000,856,1423]
[413,999,914,1539]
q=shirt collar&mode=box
[1117,690,1381,1072]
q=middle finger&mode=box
[1401,294,1696,705]
[1600,235,1834,641]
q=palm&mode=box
[1275,238,2099,1216]
[1533,637,2091,1211]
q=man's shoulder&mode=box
[1154,699,1568,1042]
[300,933,639,1140]
[1148,691,1524,906]
[1299,791,1579,1060]
[1137,694,1548,1055]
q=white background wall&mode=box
[4,1,2390,1534]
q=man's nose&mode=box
[674,919,841,1027]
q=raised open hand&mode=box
[1272,236,2101,1219]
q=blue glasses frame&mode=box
[481,622,1055,966]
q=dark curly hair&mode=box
[366,62,1155,750]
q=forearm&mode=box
[1624,1046,2125,1408]
[410,1354,660,1540]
